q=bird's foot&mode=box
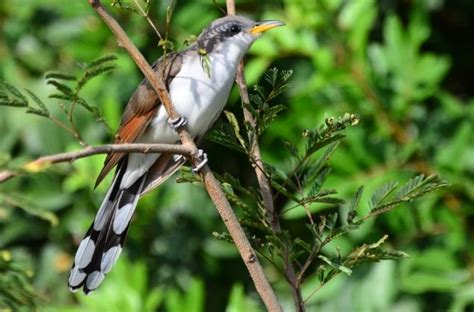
[192,149,208,173]
[167,116,187,129]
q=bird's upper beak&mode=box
[249,20,285,35]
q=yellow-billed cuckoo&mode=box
[68,15,284,294]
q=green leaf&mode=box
[44,71,77,81]
[1,193,58,226]
[46,80,74,96]
[362,175,447,220]
[86,54,118,69]
[348,186,364,223]
[259,104,286,134]
[158,39,175,51]
[264,67,278,87]
[200,54,211,78]
[206,121,245,153]
[111,0,141,14]
[176,167,202,184]
[280,69,293,83]
[212,232,233,244]
[48,93,72,101]
[0,254,43,310]
[281,141,300,163]
[370,180,399,210]
[0,80,28,103]
[77,64,116,91]
[270,179,300,203]
[319,255,352,276]
[224,111,247,150]
[217,172,256,198]
[24,89,49,114]
[25,107,49,117]
[295,238,312,253]
[305,142,339,185]
[0,94,28,107]
[76,97,95,112]
[394,175,430,199]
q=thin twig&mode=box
[133,0,163,40]
[47,114,81,138]
[0,143,193,183]
[226,0,235,15]
[297,237,327,284]
[235,63,279,226]
[58,101,87,147]
[87,1,281,310]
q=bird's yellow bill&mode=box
[250,20,285,34]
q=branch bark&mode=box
[0,143,193,183]
[226,1,305,311]
[86,1,282,310]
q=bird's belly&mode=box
[121,54,236,189]
[143,56,235,144]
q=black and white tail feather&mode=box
[68,159,146,294]
[68,154,185,294]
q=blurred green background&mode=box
[0,0,473,311]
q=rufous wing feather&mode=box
[95,110,156,187]
[95,53,183,188]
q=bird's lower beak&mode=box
[249,20,285,34]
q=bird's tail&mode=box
[68,160,146,294]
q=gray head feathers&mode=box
[196,15,256,53]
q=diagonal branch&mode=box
[87,1,281,311]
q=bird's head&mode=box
[196,15,284,56]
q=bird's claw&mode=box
[192,149,208,173]
[167,116,187,129]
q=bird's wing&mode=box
[141,153,185,195]
[141,133,206,195]
[95,53,184,187]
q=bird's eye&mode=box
[229,24,241,35]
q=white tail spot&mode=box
[113,203,135,234]
[69,266,87,288]
[100,246,122,274]
[86,270,105,291]
[75,236,95,269]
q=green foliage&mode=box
[0,80,49,117]
[207,68,292,155]
[0,251,42,310]
[0,55,117,148]
[357,174,449,222]
[199,68,448,308]
[0,0,472,311]
[45,54,117,131]
[111,0,151,15]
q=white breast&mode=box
[120,39,249,189]
[147,50,237,143]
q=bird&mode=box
[68,15,284,294]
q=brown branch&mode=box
[236,63,305,312]
[235,62,279,227]
[0,143,193,184]
[87,1,281,310]
[226,3,304,311]
[225,0,236,15]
